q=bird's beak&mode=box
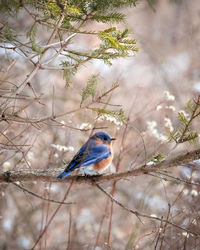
[111,138,116,141]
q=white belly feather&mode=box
[81,163,111,176]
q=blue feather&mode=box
[56,170,73,179]
[82,144,110,166]
[56,134,112,179]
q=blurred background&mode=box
[1,0,200,249]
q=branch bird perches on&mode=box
[1,148,200,184]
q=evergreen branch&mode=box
[26,22,38,42]
[89,107,126,124]
[91,13,125,23]
[81,75,98,105]
[33,19,98,35]
[98,83,119,99]
[178,101,199,143]
[41,33,76,49]
[169,96,200,144]
[0,22,15,42]
[1,3,138,85]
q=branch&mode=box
[1,148,200,184]
[154,170,200,187]
[31,180,74,249]
[96,184,200,237]
[41,33,76,49]
[13,182,73,206]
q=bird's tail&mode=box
[56,170,73,179]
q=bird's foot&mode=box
[84,172,102,178]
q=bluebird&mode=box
[57,131,115,179]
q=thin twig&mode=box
[97,184,143,223]
[107,115,129,246]
[96,184,200,237]
[94,198,110,248]
[155,170,200,187]
[159,204,171,250]
[31,180,74,249]
[13,182,73,205]
[42,33,76,49]
[66,211,72,250]
[154,216,163,250]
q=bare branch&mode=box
[96,184,200,237]
[1,148,200,184]
[13,182,73,206]
[31,180,74,249]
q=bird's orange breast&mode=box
[93,144,113,172]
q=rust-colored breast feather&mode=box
[93,143,113,172]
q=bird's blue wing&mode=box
[65,143,87,170]
[56,143,87,179]
[81,144,111,167]
[57,141,111,179]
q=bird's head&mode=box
[92,131,116,144]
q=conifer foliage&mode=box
[169,96,200,144]
[0,0,138,83]
[0,0,138,125]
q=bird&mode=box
[57,131,115,179]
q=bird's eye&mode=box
[103,136,108,141]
